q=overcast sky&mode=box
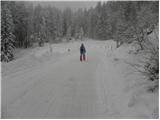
[32,1,99,11]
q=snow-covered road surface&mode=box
[2,40,108,118]
[2,40,158,118]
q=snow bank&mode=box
[2,41,75,77]
[96,41,158,118]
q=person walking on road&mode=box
[80,43,86,61]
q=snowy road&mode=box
[2,40,158,118]
[2,41,110,118]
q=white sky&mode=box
[32,1,99,11]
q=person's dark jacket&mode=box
[80,44,86,54]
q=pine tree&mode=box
[13,2,28,48]
[25,3,34,48]
[87,8,97,39]
[66,26,72,40]
[1,3,15,62]
[38,16,46,47]
[74,25,80,39]
[62,8,73,36]
[79,27,84,40]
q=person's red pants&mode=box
[80,54,85,61]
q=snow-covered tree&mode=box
[66,26,72,40]
[74,26,84,40]
[62,8,73,36]
[38,16,46,47]
[1,3,15,62]
[79,27,84,40]
[25,3,34,48]
[12,2,28,48]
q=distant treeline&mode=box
[1,1,159,62]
